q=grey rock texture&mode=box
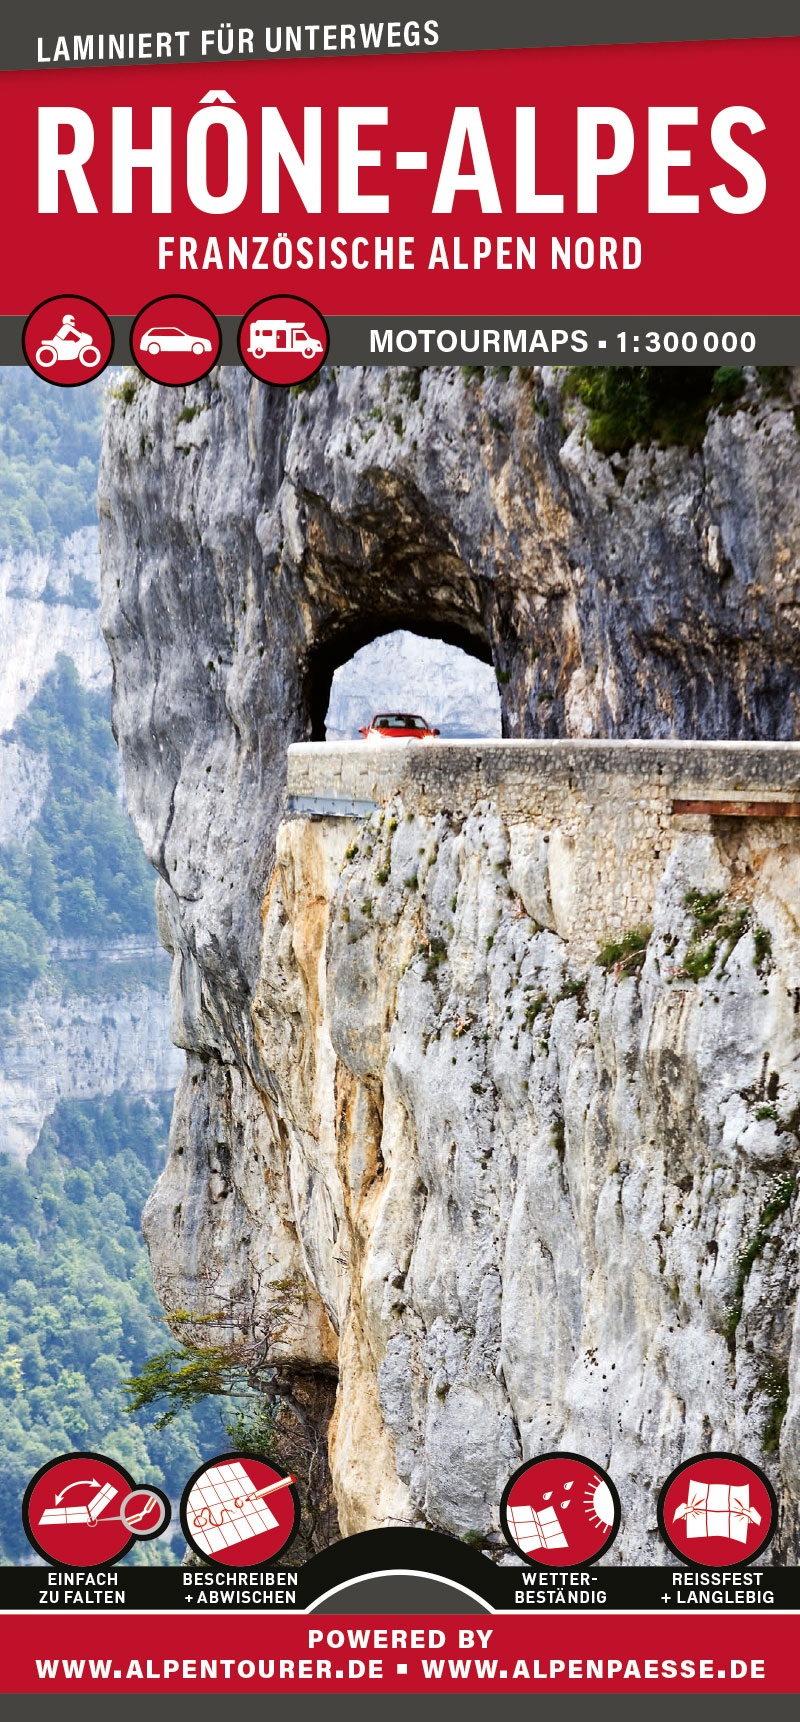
[99,365,800,1016]
[0,529,107,731]
[0,947,181,1159]
[0,741,49,846]
[98,364,800,1559]
[260,803,800,1557]
[0,527,105,843]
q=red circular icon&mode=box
[180,1453,300,1567]
[500,1452,621,1567]
[237,295,329,386]
[131,295,221,385]
[22,295,114,387]
[22,1453,169,1567]
[658,1451,777,1568]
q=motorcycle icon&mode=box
[35,314,101,370]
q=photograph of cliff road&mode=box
[2,362,800,1567]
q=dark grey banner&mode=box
[9,0,800,71]
[324,317,800,368]
[2,316,798,369]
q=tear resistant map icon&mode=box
[674,1478,760,1542]
[658,1452,777,1568]
[500,1451,621,1567]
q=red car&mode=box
[359,712,440,741]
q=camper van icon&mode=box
[238,295,329,386]
[247,318,324,361]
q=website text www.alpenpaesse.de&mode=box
[33,1646,768,1685]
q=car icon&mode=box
[138,326,212,356]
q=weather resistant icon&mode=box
[23,296,114,386]
[500,1452,621,1567]
[22,1452,170,1568]
[658,1452,777,1568]
[130,295,221,386]
[180,1453,300,1566]
[237,295,329,386]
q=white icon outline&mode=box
[184,1459,296,1558]
[119,1490,167,1534]
[138,326,213,357]
[657,1451,778,1570]
[34,314,102,370]
[501,1451,621,1567]
[38,1479,117,1526]
[246,318,324,362]
[237,296,330,385]
[672,1478,762,1545]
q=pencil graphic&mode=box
[240,1475,296,1505]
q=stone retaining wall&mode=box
[287,740,800,953]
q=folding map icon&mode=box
[186,1460,280,1556]
[507,1502,569,1554]
[39,1483,118,1525]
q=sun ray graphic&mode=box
[583,1473,614,1530]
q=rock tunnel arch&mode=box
[307,615,499,742]
[277,444,519,747]
[323,624,504,742]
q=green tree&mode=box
[0,1095,221,1564]
[563,365,747,454]
[0,370,106,557]
[0,902,46,1003]
[0,654,158,982]
[26,833,60,934]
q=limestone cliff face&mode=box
[0,944,180,1159]
[144,795,800,1559]
[0,531,183,1159]
[0,529,108,732]
[0,529,106,840]
[98,365,800,1559]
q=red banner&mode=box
[2,37,797,316]
[4,1611,792,1692]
